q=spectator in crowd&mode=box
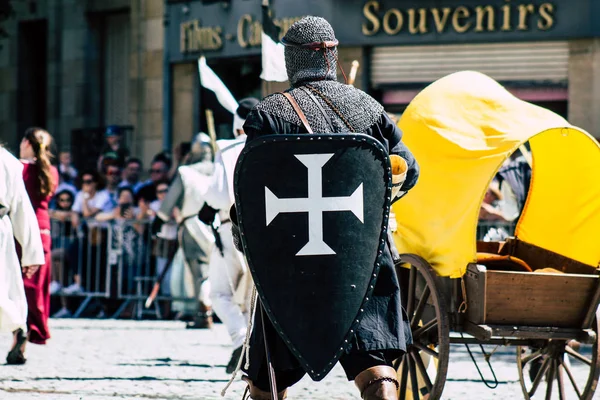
[97,186,149,296]
[65,170,115,296]
[49,189,75,252]
[479,181,508,222]
[149,180,178,299]
[19,127,59,351]
[58,150,77,185]
[149,181,170,215]
[119,158,146,193]
[102,160,122,206]
[50,189,75,222]
[71,170,114,226]
[479,180,515,241]
[97,125,130,172]
[137,156,171,203]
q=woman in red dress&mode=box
[19,127,59,348]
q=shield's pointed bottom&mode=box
[296,241,336,256]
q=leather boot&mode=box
[186,302,213,329]
[241,376,288,400]
[354,366,399,400]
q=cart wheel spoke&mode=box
[529,356,552,397]
[556,361,566,400]
[407,355,420,400]
[544,360,555,400]
[411,349,434,392]
[398,354,409,400]
[559,358,582,398]
[521,349,544,366]
[565,346,592,366]
[406,265,417,316]
[413,319,438,339]
[413,342,439,359]
[411,286,431,329]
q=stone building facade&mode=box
[0,0,164,169]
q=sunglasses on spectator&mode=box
[82,179,95,184]
[156,188,168,194]
[150,169,164,174]
[58,197,72,202]
[106,170,120,176]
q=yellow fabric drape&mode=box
[392,71,600,277]
[517,128,600,268]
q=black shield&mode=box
[234,134,392,381]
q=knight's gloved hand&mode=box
[389,155,408,200]
[151,217,164,235]
[230,205,243,252]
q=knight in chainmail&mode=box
[237,16,419,400]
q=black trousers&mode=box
[249,348,401,392]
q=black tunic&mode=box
[241,92,420,382]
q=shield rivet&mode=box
[366,297,369,301]
[360,309,363,312]
[350,330,354,333]
[351,284,356,289]
[356,319,359,323]
[373,274,376,277]
[370,285,374,289]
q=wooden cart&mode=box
[390,72,600,399]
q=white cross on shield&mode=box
[265,153,364,256]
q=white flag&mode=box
[260,31,287,82]
[198,56,238,114]
[260,3,287,82]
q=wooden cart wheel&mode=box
[395,254,450,400]
[516,311,600,400]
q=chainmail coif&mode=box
[284,16,338,87]
[255,16,384,134]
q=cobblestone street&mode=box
[0,319,591,399]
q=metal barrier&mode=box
[50,217,518,319]
[50,217,195,319]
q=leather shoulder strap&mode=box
[280,92,313,134]
[299,86,334,131]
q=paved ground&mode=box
[0,319,593,399]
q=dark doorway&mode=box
[17,19,48,140]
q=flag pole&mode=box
[205,109,218,156]
[348,60,360,87]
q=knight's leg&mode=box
[241,310,304,399]
[340,350,400,400]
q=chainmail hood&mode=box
[283,16,338,87]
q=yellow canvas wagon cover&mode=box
[393,71,600,278]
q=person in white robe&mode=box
[157,134,215,328]
[196,98,258,373]
[0,146,45,364]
